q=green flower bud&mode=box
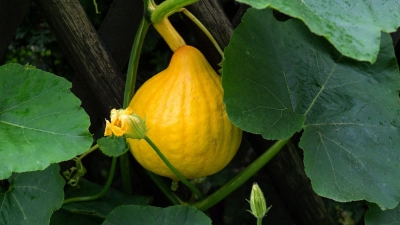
[124,113,147,139]
[248,183,270,219]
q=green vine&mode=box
[63,156,117,205]
[192,139,289,211]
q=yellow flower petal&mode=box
[111,124,125,136]
[104,120,113,136]
[104,108,147,138]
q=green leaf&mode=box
[0,63,92,179]
[98,136,129,157]
[365,202,400,225]
[236,0,400,63]
[102,205,212,225]
[223,8,400,209]
[0,164,64,225]
[50,209,104,225]
[62,178,152,218]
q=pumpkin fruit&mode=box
[128,45,242,180]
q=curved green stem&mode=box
[181,8,224,57]
[77,144,99,162]
[63,157,118,205]
[151,0,198,23]
[192,139,289,211]
[93,0,100,14]
[144,136,203,200]
[124,18,151,107]
[146,170,185,205]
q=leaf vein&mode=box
[0,89,52,114]
[0,121,85,137]
[11,193,27,223]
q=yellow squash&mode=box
[128,45,242,180]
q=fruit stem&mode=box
[180,8,224,57]
[153,17,186,51]
[191,139,289,211]
[144,135,203,200]
[62,156,117,205]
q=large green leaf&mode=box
[365,202,400,225]
[0,164,64,225]
[0,64,92,179]
[223,8,400,209]
[62,178,152,218]
[102,205,211,225]
[236,0,400,63]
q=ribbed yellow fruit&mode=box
[128,45,242,180]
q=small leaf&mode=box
[102,205,211,225]
[236,0,400,63]
[0,63,92,179]
[98,136,129,157]
[0,164,65,225]
[223,8,400,209]
[365,202,400,225]
[62,178,151,218]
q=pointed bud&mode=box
[104,107,147,139]
[248,183,270,219]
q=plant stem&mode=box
[119,17,151,194]
[77,144,99,162]
[119,154,132,194]
[153,17,186,51]
[144,136,203,199]
[257,218,262,225]
[151,0,199,23]
[92,0,100,14]
[124,18,151,106]
[192,139,289,211]
[62,156,117,205]
[181,8,223,57]
[146,170,185,205]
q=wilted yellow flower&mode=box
[104,107,147,139]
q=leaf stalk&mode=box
[192,139,289,211]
